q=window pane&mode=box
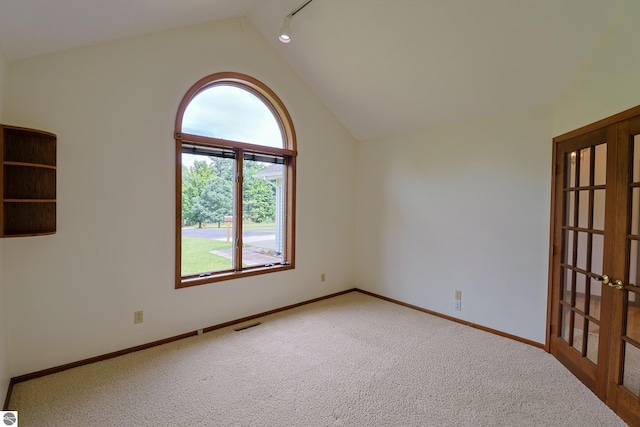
[576,232,588,271]
[561,306,571,343]
[242,159,285,267]
[567,152,577,188]
[182,85,283,148]
[589,277,602,321]
[593,190,605,231]
[578,191,589,229]
[591,233,603,276]
[181,153,235,276]
[562,267,572,304]
[565,191,575,228]
[586,320,598,364]
[634,135,640,183]
[575,272,586,313]
[573,313,585,354]
[627,289,640,344]
[579,148,591,187]
[623,343,640,397]
[629,240,640,287]
[594,143,606,186]
[563,230,574,264]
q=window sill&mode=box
[177,264,295,289]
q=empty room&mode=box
[0,0,639,425]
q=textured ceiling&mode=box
[0,0,625,141]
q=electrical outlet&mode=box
[134,310,144,324]
[197,329,204,336]
[321,273,326,282]
[454,290,462,311]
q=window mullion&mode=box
[234,149,244,270]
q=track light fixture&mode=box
[278,0,315,44]
[279,16,292,43]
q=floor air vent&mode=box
[234,322,261,331]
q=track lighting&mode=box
[279,16,292,43]
[278,0,315,44]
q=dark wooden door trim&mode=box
[554,105,640,143]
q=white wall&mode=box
[347,0,640,346]
[0,41,9,406]
[553,0,640,136]
[356,106,553,343]
[4,17,357,376]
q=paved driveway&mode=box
[182,227,277,250]
[182,227,273,240]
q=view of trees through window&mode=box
[181,153,284,275]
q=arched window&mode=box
[175,72,296,288]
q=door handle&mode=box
[609,279,624,290]
[597,275,624,290]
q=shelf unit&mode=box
[0,125,57,237]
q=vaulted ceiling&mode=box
[0,0,624,141]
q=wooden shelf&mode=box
[4,161,56,170]
[1,125,57,237]
[4,199,56,203]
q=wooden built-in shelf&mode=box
[3,199,56,203]
[4,161,56,169]
[0,125,57,237]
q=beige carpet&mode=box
[8,292,627,426]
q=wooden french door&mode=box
[549,109,640,425]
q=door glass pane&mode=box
[623,343,640,397]
[567,151,577,188]
[632,188,640,236]
[594,143,606,186]
[586,320,598,364]
[575,273,586,313]
[591,234,604,277]
[562,267,572,304]
[579,148,592,187]
[573,313,586,353]
[242,158,285,267]
[563,230,574,264]
[561,306,571,342]
[633,136,640,183]
[589,277,602,321]
[574,272,586,307]
[627,289,640,344]
[565,191,576,227]
[593,190,605,231]
[630,240,640,287]
[578,191,590,229]
[576,232,588,271]
[181,153,235,276]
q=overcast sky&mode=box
[182,85,282,149]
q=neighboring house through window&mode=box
[174,72,296,288]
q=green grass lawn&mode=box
[182,236,233,275]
